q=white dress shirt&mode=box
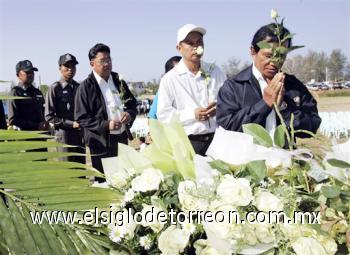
[252,65,276,137]
[93,71,125,134]
[157,59,226,135]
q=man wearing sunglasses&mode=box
[75,43,137,174]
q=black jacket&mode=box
[0,100,7,129]
[74,72,137,150]
[45,79,80,130]
[8,84,45,130]
[216,66,321,138]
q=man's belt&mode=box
[188,133,214,142]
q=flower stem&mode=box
[273,103,292,150]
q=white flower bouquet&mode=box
[99,117,348,254]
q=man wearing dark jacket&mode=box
[45,53,85,164]
[8,60,49,131]
[75,43,137,173]
[217,24,321,138]
[0,100,6,129]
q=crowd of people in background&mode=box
[0,22,321,175]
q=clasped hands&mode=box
[195,102,216,121]
[263,72,285,108]
[109,112,131,130]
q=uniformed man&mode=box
[45,54,85,164]
[0,100,6,129]
[8,60,49,131]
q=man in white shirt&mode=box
[75,43,137,174]
[157,24,226,155]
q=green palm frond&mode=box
[0,196,110,254]
[0,129,121,253]
[0,130,121,211]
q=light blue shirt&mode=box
[148,93,158,119]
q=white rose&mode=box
[318,235,337,255]
[270,9,278,19]
[131,168,164,192]
[255,191,283,212]
[178,180,209,212]
[208,201,238,224]
[198,245,223,255]
[124,189,135,202]
[204,221,243,254]
[158,226,189,254]
[280,221,301,240]
[217,175,253,206]
[139,235,152,250]
[255,223,275,244]
[178,180,196,195]
[196,46,204,56]
[109,170,129,189]
[140,205,166,233]
[244,224,258,246]
[291,237,327,255]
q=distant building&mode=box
[128,81,146,95]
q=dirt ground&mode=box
[315,96,350,112]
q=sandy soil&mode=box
[315,97,350,112]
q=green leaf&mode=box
[209,160,232,175]
[287,45,304,53]
[327,158,350,168]
[246,160,267,182]
[0,141,71,153]
[0,130,52,141]
[321,185,341,198]
[6,198,39,254]
[274,125,285,148]
[281,33,295,43]
[0,96,27,100]
[0,151,83,163]
[243,123,273,147]
[275,46,289,55]
[0,197,25,254]
[257,41,272,49]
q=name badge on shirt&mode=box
[36,95,43,98]
[63,90,68,94]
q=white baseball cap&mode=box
[177,24,206,45]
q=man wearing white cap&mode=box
[157,24,226,156]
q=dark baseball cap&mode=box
[58,53,79,66]
[16,60,38,73]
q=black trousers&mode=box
[89,132,128,174]
[55,129,85,164]
[188,133,214,156]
